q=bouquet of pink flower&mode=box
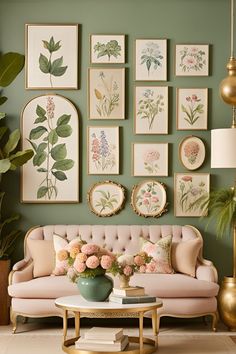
[109,252,152,277]
[55,237,115,281]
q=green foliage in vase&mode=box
[28,97,74,200]
[94,40,121,61]
[39,36,68,87]
[201,187,236,238]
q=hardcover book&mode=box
[109,294,156,304]
[75,335,129,351]
[84,327,123,341]
[113,286,145,297]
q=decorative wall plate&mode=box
[179,136,205,170]
[87,180,125,217]
[131,180,168,218]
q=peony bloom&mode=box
[57,249,69,262]
[139,265,147,273]
[184,141,200,164]
[134,255,145,266]
[86,255,100,269]
[53,266,66,276]
[146,261,157,273]
[117,254,134,266]
[143,149,160,164]
[182,176,192,182]
[123,265,133,276]
[151,196,159,203]
[74,259,86,273]
[76,252,88,263]
[81,243,100,255]
[101,255,113,270]
[183,55,197,67]
[191,94,198,101]
[144,192,152,198]
[70,245,81,259]
[143,199,149,205]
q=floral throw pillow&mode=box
[140,235,174,274]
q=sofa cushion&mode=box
[8,273,219,299]
[140,235,174,274]
[28,240,55,277]
[171,238,202,277]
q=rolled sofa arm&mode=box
[196,264,218,283]
[9,258,33,285]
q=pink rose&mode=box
[134,255,145,266]
[123,265,133,276]
[81,243,100,255]
[101,255,113,270]
[74,259,86,273]
[86,255,100,269]
[143,199,149,205]
[76,252,88,263]
[151,196,159,203]
[144,192,151,197]
[182,176,192,182]
[57,249,69,261]
[192,94,198,101]
[139,265,146,273]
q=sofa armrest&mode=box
[9,258,33,285]
[196,264,218,283]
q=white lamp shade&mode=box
[211,128,236,168]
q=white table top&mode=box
[55,295,163,312]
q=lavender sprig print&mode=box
[91,130,116,172]
[95,71,119,117]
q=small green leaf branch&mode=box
[39,36,68,87]
[95,190,118,213]
[137,89,164,130]
[181,94,204,126]
[94,40,121,61]
[28,97,74,200]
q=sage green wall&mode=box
[0,0,234,279]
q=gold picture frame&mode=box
[90,34,125,64]
[175,44,209,76]
[87,180,126,217]
[131,180,168,218]
[179,136,206,170]
[25,23,79,90]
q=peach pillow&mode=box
[28,239,55,278]
[140,235,174,274]
[171,238,202,277]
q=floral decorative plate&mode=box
[87,180,125,217]
[131,180,168,218]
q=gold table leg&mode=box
[63,309,68,341]
[139,311,144,350]
[75,311,80,337]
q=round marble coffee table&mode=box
[55,295,163,354]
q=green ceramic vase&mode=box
[77,274,113,302]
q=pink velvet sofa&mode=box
[8,225,219,332]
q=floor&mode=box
[0,317,236,353]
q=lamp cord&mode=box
[231,0,235,58]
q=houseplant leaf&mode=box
[0,52,24,87]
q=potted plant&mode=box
[201,186,236,330]
[0,52,33,325]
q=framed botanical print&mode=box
[135,39,167,81]
[132,143,168,176]
[176,88,208,130]
[175,44,209,76]
[174,173,210,217]
[131,180,168,218]
[87,126,119,175]
[87,180,125,217]
[179,136,205,170]
[135,86,168,134]
[25,24,78,89]
[88,68,125,119]
[90,34,125,64]
[21,94,79,203]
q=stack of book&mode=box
[109,286,156,304]
[75,327,129,351]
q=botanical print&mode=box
[175,173,210,217]
[87,181,125,217]
[91,35,125,63]
[179,136,205,170]
[177,88,208,130]
[135,86,168,134]
[135,39,167,81]
[175,44,209,76]
[21,94,79,203]
[131,180,168,218]
[133,143,168,176]
[89,68,125,119]
[88,126,119,174]
[39,36,67,87]
[26,24,78,89]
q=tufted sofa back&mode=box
[25,224,203,259]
